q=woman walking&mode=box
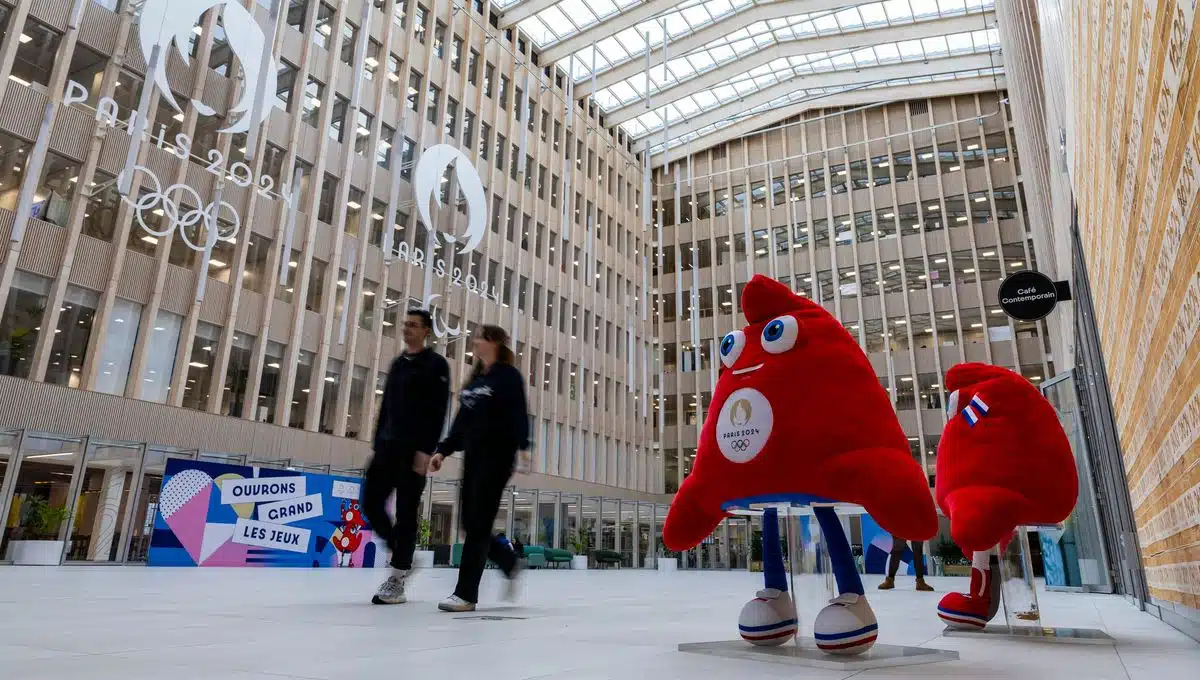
[427,324,529,612]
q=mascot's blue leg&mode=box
[812,505,863,596]
[762,507,788,592]
[737,507,796,646]
[811,505,877,654]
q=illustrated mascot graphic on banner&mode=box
[933,363,1077,629]
[664,275,938,655]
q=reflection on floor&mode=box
[0,567,1195,679]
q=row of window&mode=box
[655,187,1023,279]
[0,269,648,444]
[655,132,1018,227]
[661,305,1045,377]
[653,243,1036,323]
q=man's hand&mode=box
[412,451,432,475]
[428,453,445,473]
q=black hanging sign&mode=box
[998,270,1064,321]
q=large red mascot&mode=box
[664,275,938,654]
[665,275,1079,650]
[934,363,1077,629]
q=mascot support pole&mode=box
[812,505,864,599]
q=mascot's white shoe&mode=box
[814,592,878,655]
[738,588,797,646]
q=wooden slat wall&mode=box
[1074,0,1200,610]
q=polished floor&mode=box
[0,566,1195,679]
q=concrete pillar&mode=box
[87,468,127,561]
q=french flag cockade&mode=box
[962,394,990,427]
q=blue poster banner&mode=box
[148,458,386,568]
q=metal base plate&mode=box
[943,624,1115,645]
[678,640,960,670]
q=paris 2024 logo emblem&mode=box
[138,0,282,134]
[717,388,773,463]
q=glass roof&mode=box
[502,0,1000,146]
[647,66,1004,155]
[623,27,999,137]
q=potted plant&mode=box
[569,530,590,570]
[10,496,69,566]
[657,547,679,572]
[412,518,435,569]
[933,537,970,576]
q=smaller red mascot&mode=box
[934,363,1078,629]
[333,500,367,567]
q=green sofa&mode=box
[522,545,573,568]
[593,549,622,568]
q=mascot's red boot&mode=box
[663,275,937,654]
[934,363,1078,629]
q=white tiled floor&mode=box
[0,567,1196,679]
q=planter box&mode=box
[413,550,435,569]
[944,564,973,577]
[657,557,678,572]
[9,540,64,566]
[571,555,589,570]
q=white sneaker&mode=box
[438,594,476,612]
[371,569,410,605]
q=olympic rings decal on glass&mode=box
[118,164,241,252]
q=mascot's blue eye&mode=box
[764,320,785,342]
[719,331,746,368]
[761,315,799,354]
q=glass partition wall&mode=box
[0,431,696,568]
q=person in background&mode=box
[879,537,934,592]
[363,309,450,605]
[428,324,529,612]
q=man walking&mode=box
[364,309,450,604]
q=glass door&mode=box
[63,442,144,563]
[125,447,196,564]
[0,434,87,564]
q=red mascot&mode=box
[664,275,938,654]
[934,363,1077,629]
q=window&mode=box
[289,350,314,429]
[444,97,458,138]
[499,75,510,109]
[353,110,373,155]
[0,272,51,379]
[312,3,335,50]
[317,172,338,223]
[364,40,381,81]
[181,322,221,411]
[467,49,480,84]
[484,62,495,97]
[339,20,358,66]
[328,93,348,141]
[368,199,388,247]
[426,83,441,125]
[479,122,491,160]
[377,124,395,168]
[222,333,256,417]
[345,187,364,237]
[276,60,298,111]
[414,4,429,44]
[254,341,285,423]
[11,19,63,87]
[301,76,324,128]
[496,134,506,170]
[400,137,416,180]
[140,309,183,404]
[287,0,308,32]
[386,54,402,97]
[407,71,422,112]
[433,21,446,58]
[462,109,475,148]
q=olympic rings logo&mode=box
[119,164,240,252]
[730,439,752,453]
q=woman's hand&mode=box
[428,453,445,473]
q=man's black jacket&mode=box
[372,348,451,457]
